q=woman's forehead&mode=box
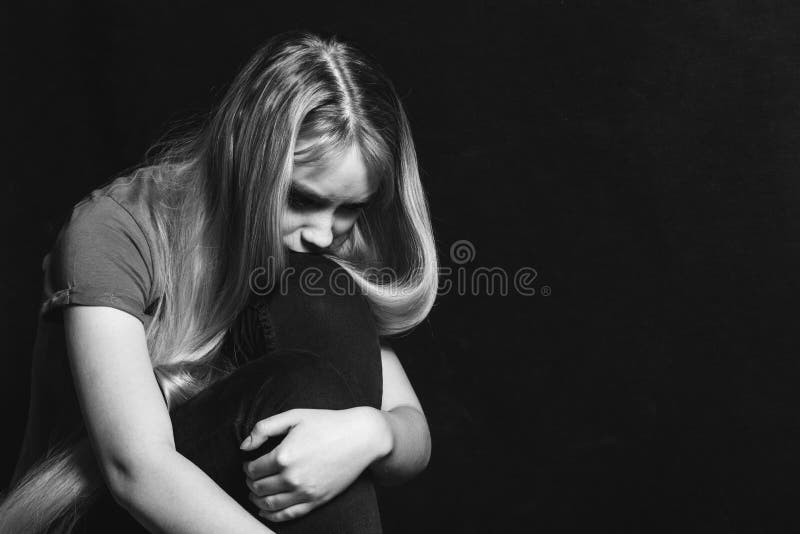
[292,143,377,202]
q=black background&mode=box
[3,1,800,532]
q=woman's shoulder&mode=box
[70,166,161,232]
[56,171,159,272]
[40,168,164,325]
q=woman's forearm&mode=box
[367,405,431,486]
[112,448,273,534]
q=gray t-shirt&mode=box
[14,172,160,481]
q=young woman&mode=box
[1,30,438,533]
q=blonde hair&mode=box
[0,30,438,532]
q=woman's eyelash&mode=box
[288,188,369,212]
[288,189,315,209]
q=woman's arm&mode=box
[64,305,272,534]
[238,342,431,521]
[366,342,432,486]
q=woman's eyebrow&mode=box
[291,182,375,205]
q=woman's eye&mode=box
[287,186,369,214]
[288,190,314,210]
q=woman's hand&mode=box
[240,407,392,522]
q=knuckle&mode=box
[283,471,302,490]
[306,484,323,500]
[294,481,312,498]
[251,479,265,496]
[275,450,292,467]
[243,462,255,478]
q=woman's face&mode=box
[281,138,377,253]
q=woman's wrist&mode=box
[352,406,394,464]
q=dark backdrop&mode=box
[3,1,800,532]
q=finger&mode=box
[241,409,301,451]
[249,490,307,513]
[246,474,294,497]
[259,501,316,522]
[243,446,284,479]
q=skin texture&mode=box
[281,137,377,253]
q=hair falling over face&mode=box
[0,30,438,533]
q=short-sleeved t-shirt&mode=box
[14,172,161,481]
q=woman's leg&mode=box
[173,252,385,533]
[248,250,383,409]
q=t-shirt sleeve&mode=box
[40,194,155,325]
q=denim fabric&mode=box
[77,252,384,533]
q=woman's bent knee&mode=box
[241,253,384,409]
[263,252,379,343]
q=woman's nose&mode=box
[299,213,334,251]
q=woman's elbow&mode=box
[417,409,432,471]
[422,433,432,471]
[101,446,172,508]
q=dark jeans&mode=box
[78,252,384,533]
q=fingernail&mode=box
[240,436,252,450]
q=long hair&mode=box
[0,30,438,532]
